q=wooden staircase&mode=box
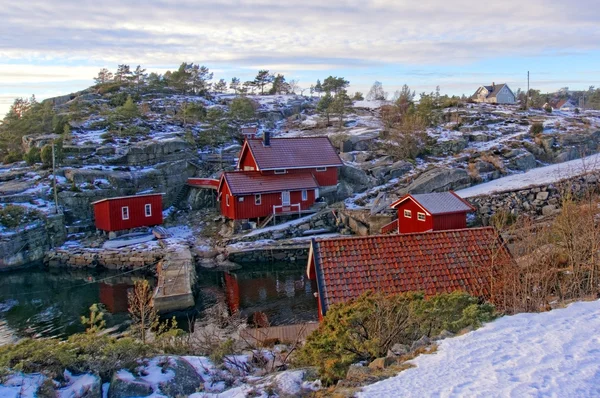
[258,214,274,228]
[173,185,191,209]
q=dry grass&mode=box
[467,163,481,181]
[480,154,505,173]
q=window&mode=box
[315,188,319,198]
[274,169,286,174]
[417,212,426,221]
[226,194,230,207]
[121,206,130,220]
[404,209,412,218]
[238,197,244,202]
[302,190,308,201]
[243,166,255,171]
[255,194,262,205]
[316,167,327,172]
[144,204,152,217]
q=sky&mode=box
[2,0,600,117]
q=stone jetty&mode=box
[153,241,196,313]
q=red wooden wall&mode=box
[260,168,338,187]
[433,212,468,231]
[396,200,433,234]
[94,195,163,232]
[238,149,258,171]
[219,183,317,220]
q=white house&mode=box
[554,99,578,111]
[472,83,516,104]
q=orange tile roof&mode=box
[310,227,512,314]
[246,137,343,170]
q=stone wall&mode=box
[338,209,396,236]
[467,172,600,225]
[45,243,164,271]
[227,244,310,264]
[0,213,66,270]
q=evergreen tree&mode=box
[115,96,140,121]
[352,92,364,101]
[254,70,274,95]
[188,64,213,95]
[317,93,334,125]
[131,65,147,92]
[213,78,228,93]
[242,80,256,94]
[314,79,323,96]
[94,68,114,85]
[230,77,241,94]
[322,76,349,95]
[269,74,289,95]
[329,90,352,128]
[114,64,131,84]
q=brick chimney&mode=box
[263,131,271,147]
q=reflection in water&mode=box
[0,266,138,346]
[198,262,318,326]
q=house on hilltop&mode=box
[472,83,516,104]
[553,99,578,111]
[306,227,513,319]
[237,133,343,190]
[383,191,475,234]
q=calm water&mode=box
[0,262,317,346]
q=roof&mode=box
[474,83,513,100]
[91,193,164,205]
[390,191,475,215]
[221,171,318,195]
[243,137,343,170]
[308,227,513,314]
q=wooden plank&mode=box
[240,323,320,345]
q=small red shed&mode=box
[217,171,319,220]
[389,191,475,234]
[236,134,343,189]
[92,193,164,232]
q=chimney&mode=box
[492,82,496,89]
[263,131,271,147]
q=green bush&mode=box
[24,146,41,165]
[295,291,495,384]
[529,122,544,136]
[3,151,22,164]
[97,82,123,95]
[0,205,44,229]
[229,97,257,121]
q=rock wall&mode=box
[467,172,600,225]
[0,213,66,270]
[45,243,164,271]
[227,245,309,264]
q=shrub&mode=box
[3,151,22,164]
[0,205,44,229]
[295,291,495,384]
[24,146,41,165]
[229,97,258,121]
[544,105,552,113]
[97,82,122,95]
[575,108,580,114]
[529,122,544,136]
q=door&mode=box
[281,191,290,206]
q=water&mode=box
[0,262,318,346]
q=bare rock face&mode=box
[404,168,470,194]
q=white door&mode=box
[281,191,290,206]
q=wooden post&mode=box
[52,142,59,214]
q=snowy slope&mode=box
[457,152,600,198]
[360,300,600,398]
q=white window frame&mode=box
[243,166,255,171]
[274,169,287,174]
[255,194,262,205]
[226,194,230,207]
[121,206,130,220]
[301,190,308,201]
[316,167,327,172]
[238,197,244,202]
[417,212,426,221]
[404,209,412,218]
[144,204,152,217]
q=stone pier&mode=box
[153,241,196,313]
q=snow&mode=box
[360,300,600,398]
[353,100,390,109]
[57,371,99,398]
[0,373,46,398]
[457,153,600,198]
[243,213,319,237]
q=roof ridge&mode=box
[248,136,332,140]
[315,227,496,242]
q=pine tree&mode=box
[254,70,274,95]
[230,77,241,95]
[115,64,132,84]
[314,79,323,97]
[81,303,106,334]
[131,65,147,92]
[317,93,334,125]
[94,68,114,85]
[213,78,227,93]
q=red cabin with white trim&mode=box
[237,134,343,189]
[389,191,475,234]
[92,193,163,232]
[217,171,319,220]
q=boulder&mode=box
[436,330,455,340]
[430,138,468,156]
[158,356,204,397]
[508,150,536,171]
[387,343,410,357]
[368,356,396,370]
[388,161,413,179]
[346,364,373,380]
[536,191,549,201]
[108,373,153,398]
[339,165,375,191]
[405,168,470,194]
[339,152,354,162]
[554,148,579,163]
[474,160,495,174]
[410,335,432,351]
[542,205,558,216]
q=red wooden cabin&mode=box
[92,193,163,232]
[307,227,513,320]
[237,133,343,189]
[217,171,319,220]
[389,191,474,234]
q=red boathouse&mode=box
[237,134,343,189]
[388,191,475,234]
[92,193,164,232]
[217,171,319,220]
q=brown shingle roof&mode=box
[310,227,512,314]
[246,137,343,170]
[222,171,318,195]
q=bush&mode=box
[24,146,41,165]
[295,291,495,384]
[0,205,44,229]
[3,151,22,164]
[544,105,552,113]
[529,122,544,136]
[229,97,258,121]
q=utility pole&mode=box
[526,71,530,109]
[52,141,59,214]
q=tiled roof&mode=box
[391,192,474,214]
[310,227,512,314]
[246,137,343,170]
[222,171,318,195]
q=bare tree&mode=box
[128,280,158,343]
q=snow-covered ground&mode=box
[457,152,600,198]
[360,300,600,398]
